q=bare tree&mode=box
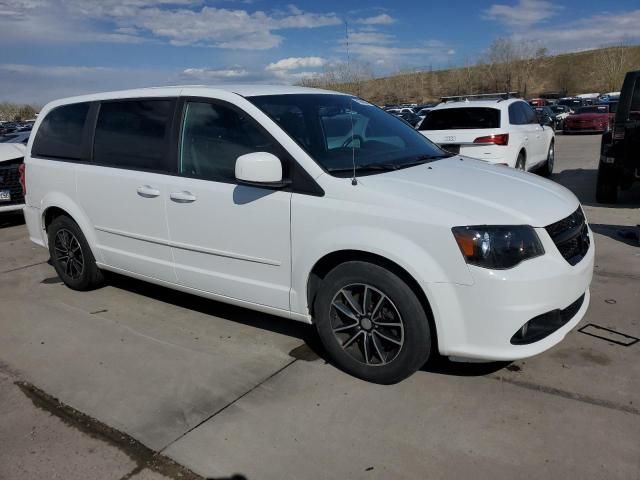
[593,44,632,92]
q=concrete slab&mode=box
[0,220,49,274]
[165,360,640,480]
[0,370,136,480]
[0,259,305,451]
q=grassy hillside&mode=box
[308,45,640,105]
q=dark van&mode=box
[596,70,640,203]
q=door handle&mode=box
[137,185,160,198]
[170,191,197,203]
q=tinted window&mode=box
[250,94,446,176]
[0,134,18,143]
[93,100,174,171]
[521,103,538,124]
[179,101,279,183]
[629,81,640,114]
[32,103,90,160]
[420,107,500,130]
[509,103,526,125]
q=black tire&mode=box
[48,215,104,291]
[595,165,618,204]
[515,151,526,171]
[313,261,431,384]
[539,141,554,177]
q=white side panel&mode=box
[75,164,176,283]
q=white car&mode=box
[418,98,555,174]
[0,133,28,213]
[23,86,593,383]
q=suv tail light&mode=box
[18,163,26,196]
[473,133,509,146]
[612,126,625,140]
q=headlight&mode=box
[452,226,544,269]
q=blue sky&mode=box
[1,0,639,104]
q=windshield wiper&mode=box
[327,154,449,173]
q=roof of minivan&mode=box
[433,98,522,110]
[44,84,348,108]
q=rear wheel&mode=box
[48,215,104,290]
[313,261,431,384]
[539,141,554,177]
[595,165,618,204]
[515,151,526,171]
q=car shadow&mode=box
[104,271,326,360]
[422,355,510,377]
[0,211,25,229]
[550,168,640,208]
[589,223,639,247]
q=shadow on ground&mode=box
[551,168,640,208]
[589,223,639,247]
[105,272,326,360]
[0,212,25,229]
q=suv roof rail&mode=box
[440,92,520,103]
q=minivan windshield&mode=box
[248,94,450,176]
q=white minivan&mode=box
[24,86,594,383]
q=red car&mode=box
[564,104,616,133]
[528,98,548,107]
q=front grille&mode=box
[545,207,590,266]
[0,158,25,206]
[511,293,585,345]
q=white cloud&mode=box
[1,1,342,50]
[181,67,250,79]
[355,13,395,25]
[0,63,178,104]
[483,0,561,28]
[512,9,640,52]
[266,57,327,71]
[347,31,394,45]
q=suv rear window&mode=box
[419,108,500,130]
[93,100,174,171]
[32,102,90,160]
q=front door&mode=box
[164,99,292,311]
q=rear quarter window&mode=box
[93,99,175,171]
[419,107,500,130]
[32,102,90,160]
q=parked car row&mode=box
[0,131,29,213]
[0,120,34,135]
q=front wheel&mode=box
[48,215,104,291]
[313,261,431,384]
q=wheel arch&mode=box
[306,249,439,353]
[40,193,102,263]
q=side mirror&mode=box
[235,152,289,188]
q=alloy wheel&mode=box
[54,228,85,279]
[330,283,405,366]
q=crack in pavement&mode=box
[489,374,639,415]
[0,260,48,275]
[158,358,298,454]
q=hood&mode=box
[359,156,579,227]
[0,143,26,163]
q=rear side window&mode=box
[521,103,538,124]
[420,108,500,130]
[93,100,174,171]
[32,103,90,160]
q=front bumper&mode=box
[428,226,594,361]
[0,203,24,213]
